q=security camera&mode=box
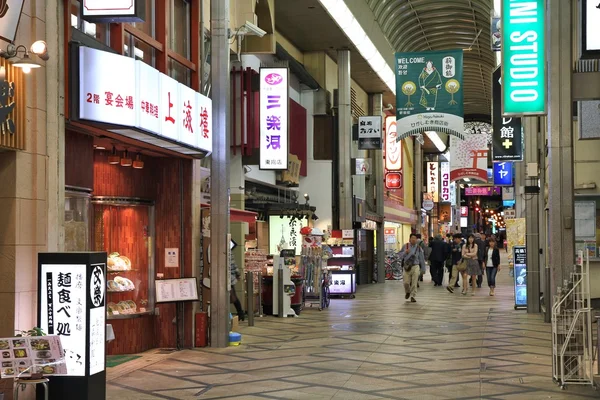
[239,21,267,38]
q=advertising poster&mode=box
[439,204,452,223]
[513,246,527,308]
[269,216,304,255]
[491,17,501,51]
[449,132,489,182]
[0,335,67,378]
[394,50,464,142]
[492,67,523,161]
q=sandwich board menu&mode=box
[0,335,67,378]
[156,278,199,303]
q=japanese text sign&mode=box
[259,68,289,170]
[440,162,451,203]
[0,1,25,42]
[464,186,501,196]
[583,0,600,54]
[427,162,439,202]
[385,116,402,171]
[493,161,514,186]
[79,46,212,153]
[82,0,145,23]
[501,0,546,116]
[492,67,523,161]
[358,116,382,150]
[394,49,464,142]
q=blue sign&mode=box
[513,246,527,309]
[493,162,513,186]
[503,200,516,208]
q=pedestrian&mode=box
[462,234,481,296]
[446,233,464,293]
[475,233,487,288]
[401,233,426,303]
[230,251,245,321]
[415,234,427,282]
[484,239,501,296]
[429,234,450,286]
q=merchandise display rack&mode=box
[300,233,332,311]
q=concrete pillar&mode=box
[515,161,525,219]
[370,94,385,283]
[524,117,541,313]
[210,0,231,348]
[547,0,575,295]
[414,143,423,233]
[337,49,353,229]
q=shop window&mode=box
[169,0,191,59]
[70,0,110,46]
[130,0,155,38]
[168,58,191,86]
[574,195,600,260]
[124,32,156,67]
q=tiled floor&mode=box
[107,259,600,399]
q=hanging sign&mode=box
[358,116,382,150]
[440,162,451,203]
[427,162,439,202]
[82,0,145,22]
[492,67,523,161]
[78,46,212,154]
[449,132,489,182]
[0,0,25,42]
[501,0,546,116]
[460,206,469,217]
[353,158,372,175]
[491,17,501,51]
[385,172,402,190]
[394,49,464,143]
[259,67,289,170]
[583,0,600,54]
[502,187,515,201]
[493,161,514,186]
[385,116,402,171]
[450,182,457,205]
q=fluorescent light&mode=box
[425,131,446,152]
[319,0,396,95]
[464,178,471,182]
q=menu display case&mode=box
[92,197,155,320]
[65,187,92,251]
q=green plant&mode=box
[15,327,46,337]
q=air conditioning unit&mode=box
[314,89,331,115]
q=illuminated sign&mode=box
[440,162,450,202]
[385,116,402,171]
[460,206,469,217]
[427,162,439,202]
[358,116,382,150]
[385,172,402,189]
[492,67,523,161]
[493,162,514,186]
[259,68,289,170]
[501,0,546,116]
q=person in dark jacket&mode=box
[429,234,450,286]
[483,239,501,296]
[446,234,464,293]
[474,233,487,288]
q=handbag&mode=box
[456,259,467,272]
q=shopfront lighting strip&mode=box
[425,131,447,152]
[319,0,396,95]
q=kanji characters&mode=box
[183,100,193,133]
[200,107,210,139]
[266,135,281,150]
[165,92,175,124]
[266,116,281,130]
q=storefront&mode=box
[64,44,211,354]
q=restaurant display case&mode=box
[65,186,92,252]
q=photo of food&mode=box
[30,339,50,351]
[11,339,26,348]
[36,351,52,359]
[2,362,12,368]
[40,365,55,374]
[2,368,14,376]
[0,340,9,350]
[18,367,30,374]
[13,349,27,358]
[2,351,10,359]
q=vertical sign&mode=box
[440,161,450,202]
[385,116,402,171]
[427,162,439,202]
[493,161,514,185]
[583,0,600,55]
[88,263,106,376]
[513,245,527,308]
[492,67,522,161]
[449,182,457,206]
[358,116,382,149]
[501,0,546,116]
[260,68,289,170]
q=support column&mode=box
[524,117,541,313]
[210,0,230,348]
[371,94,385,283]
[414,143,423,233]
[515,161,525,219]
[338,49,353,229]
[547,0,575,296]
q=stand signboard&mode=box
[513,246,527,309]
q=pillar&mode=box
[337,49,353,229]
[547,0,575,295]
[524,117,541,313]
[210,0,231,348]
[370,94,385,283]
[414,143,423,233]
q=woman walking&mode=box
[462,234,480,296]
[484,239,501,296]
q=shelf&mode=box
[108,289,135,293]
[107,311,153,320]
[108,269,139,274]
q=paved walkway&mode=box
[107,262,599,399]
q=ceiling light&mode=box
[425,131,447,152]
[94,145,106,150]
[120,150,132,167]
[108,146,120,164]
[132,153,144,169]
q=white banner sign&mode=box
[82,0,135,16]
[79,46,212,153]
[440,162,450,203]
[358,116,382,149]
[450,133,489,182]
[385,116,402,171]
[427,162,439,203]
[260,68,289,170]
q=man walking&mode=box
[429,234,449,286]
[446,233,464,293]
[475,233,487,288]
[401,233,426,302]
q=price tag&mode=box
[139,308,146,313]
[112,311,120,315]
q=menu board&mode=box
[156,278,199,303]
[575,201,596,242]
[0,335,67,378]
[513,246,527,308]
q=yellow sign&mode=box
[505,218,526,268]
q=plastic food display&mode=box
[107,252,132,272]
[107,277,135,292]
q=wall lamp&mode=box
[0,41,49,73]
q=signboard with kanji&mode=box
[427,162,439,202]
[358,116,382,150]
[440,162,451,203]
[493,161,514,186]
[259,67,289,170]
[492,67,523,161]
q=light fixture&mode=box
[30,40,49,61]
[132,153,144,169]
[0,43,46,73]
[93,144,106,150]
[425,131,447,152]
[11,53,41,72]
[108,146,120,164]
[120,150,132,167]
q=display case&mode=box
[92,197,155,320]
[64,186,92,251]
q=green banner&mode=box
[501,0,546,116]
[394,50,464,142]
